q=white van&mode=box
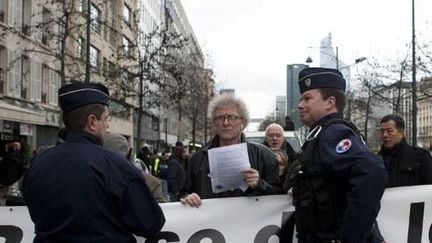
[244,131,301,153]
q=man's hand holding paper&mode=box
[208,143,255,193]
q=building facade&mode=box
[0,0,213,154]
[275,95,286,122]
[286,63,307,130]
[0,0,144,151]
[418,77,432,149]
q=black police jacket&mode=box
[379,138,432,187]
[293,113,387,243]
[24,131,165,243]
[182,134,281,199]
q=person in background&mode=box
[154,151,171,177]
[103,133,166,203]
[180,93,280,207]
[379,114,432,187]
[158,148,186,202]
[291,67,387,242]
[271,149,289,186]
[24,82,165,242]
[138,145,153,171]
[284,115,295,131]
[173,141,188,172]
[263,123,297,162]
[0,141,25,206]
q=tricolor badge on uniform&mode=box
[335,139,352,153]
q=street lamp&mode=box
[306,46,340,70]
[305,51,366,70]
[411,0,417,146]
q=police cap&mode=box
[298,67,346,94]
[58,82,110,112]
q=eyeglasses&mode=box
[213,114,242,123]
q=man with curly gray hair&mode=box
[180,93,281,207]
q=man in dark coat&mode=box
[291,67,387,242]
[24,82,165,243]
[0,141,26,205]
[0,141,25,187]
[379,114,432,187]
[180,93,280,207]
[284,115,295,131]
[158,154,185,202]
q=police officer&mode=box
[24,82,165,242]
[291,67,387,243]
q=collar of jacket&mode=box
[309,112,343,130]
[202,133,247,152]
[64,130,103,146]
[379,137,407,156]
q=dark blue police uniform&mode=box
[292,68,387,243]
[23,83,165,243]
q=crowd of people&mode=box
[0,67,431,242]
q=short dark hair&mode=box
[380,114,405,130]
[63,104,106,130]
[319,88,346,112]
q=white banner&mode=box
[0,186,431,243]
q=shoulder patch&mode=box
[335,139,352,154]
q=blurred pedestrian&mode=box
[159,147,186,202]
[104,133,166,203]
[0,141,26,206]
[284,115,295,131]
[24,82,165,242]
[271,149,289,184]
[138,145,152,171]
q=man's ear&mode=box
[326,96,336,110]
[86,114,98,132]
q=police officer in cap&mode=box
[24,82,165,242]
[290,67,387,243]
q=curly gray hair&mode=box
[208,93,249,128]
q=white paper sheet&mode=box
[207,143,251,193]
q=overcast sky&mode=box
[181,0,432,119]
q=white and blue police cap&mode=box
[298,67,346,94]
[58,82,110,112]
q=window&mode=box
[78,0,86,12]
[90,45,100,71]
[106,61,116,78]
[49,69,59,105]
[21,56,30,99]
[152,116,159,131]
[41,64,49,104]
[77,36,86,58]
[22,0,31,35]
[123,3,132,25]
[123,36,132,56]
[90,3,101,33]
[31,60,42,101]
[8,51,21,97]
[41,8,51,45]
[0,46,6,94]
[13,0,22,28]
[0,1,6,23]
